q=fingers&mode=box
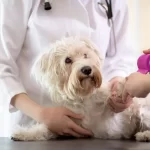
[108,98,132,113]
[69,121,93,136]
[126,95,134,103]
[143,49,150,54]
[110,102,132,113]
[63,129,81,138]
[108,99,125,113]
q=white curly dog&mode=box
[11,37,150,142]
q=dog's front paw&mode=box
[135,131,150,142]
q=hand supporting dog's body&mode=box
[110,49,150,112]
[11,93,92,139]
[11,37,150,142]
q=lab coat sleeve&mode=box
[102,0,137,81]
[0,0,32,112]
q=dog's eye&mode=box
[84,54,87,58]
[65,57,72,64]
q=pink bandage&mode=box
[137,54,150,74]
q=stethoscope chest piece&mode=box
[44,1,52,10]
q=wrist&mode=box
[36,106,52,123]
[35,106,46,123]
[146,75,150,93]
[31,104,45,122]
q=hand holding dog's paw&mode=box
[39,107,93,138]
[108,77,133,113]
[108,93,133,113]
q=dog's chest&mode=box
[81,108,122,139]
[63,98,133,139]
[80,102,138,139]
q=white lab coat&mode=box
[0,0,136,133]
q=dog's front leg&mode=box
[92,83,112,111]
[107,79,130,112]
[95,80,126,113]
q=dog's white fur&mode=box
[12,37,150,142]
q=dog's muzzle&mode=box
[80,65,102,89]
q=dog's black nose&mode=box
[81,66,92,75]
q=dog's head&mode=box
[32,37,103,101]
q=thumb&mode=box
[126,95,133,103]
[143,49,150,54]
[65,109,83,119]
[111,81,118,92]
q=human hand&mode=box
[143,49,150,54]
[122,72,150,100]
[108,77,133,113]
[39,107,92,138]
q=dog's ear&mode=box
[37,53,49,73]
[32,52,49,74]
[31,51,54,86]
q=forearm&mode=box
[11,93,43,122]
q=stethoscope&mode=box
[44,0,117,57]
[98,0,117,57]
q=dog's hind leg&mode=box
[135,105,150,142]
[11,123,56,141]
[135,130,150,142]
